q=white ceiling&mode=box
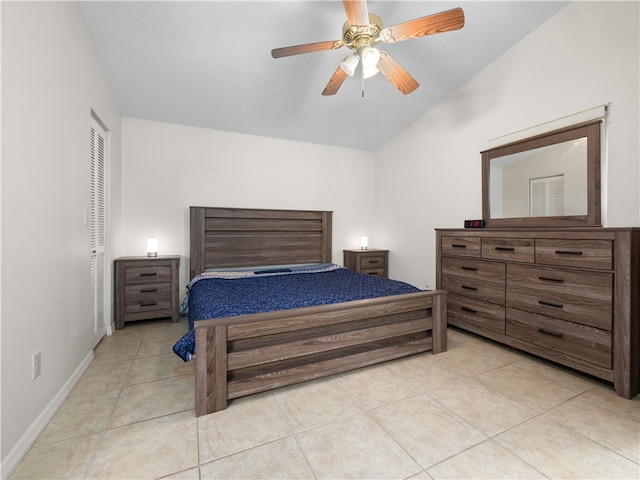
[81,1,568,151]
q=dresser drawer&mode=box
[506,264,612,330]
[535,239,612,270]
[441,257,505,304]
[506,308,612,369]
[125,265,172,284]
[441,236,481,258]
[448,294,505,334]
[482,238,534,263]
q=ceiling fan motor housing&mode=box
[342,13,383,50]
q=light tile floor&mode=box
[10,319,640,479]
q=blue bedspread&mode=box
[172,264,421,361]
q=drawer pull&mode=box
[538,328,564,338]
[462,285,478,291]
[495,246,515,252]
[451,244,467,248]
[140,301,157,307]
[461,266,478,271]
[538,276,564,283]
[140,288,158,293]
[555,250,583,256]
[367,260,379,264]
[461,306,478,314]
[538,300,564,309]
[367,272,379,275]
[140,272,158,277]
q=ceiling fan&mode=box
[271,0,465,96]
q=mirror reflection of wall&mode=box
[530,174,564,216]
[489,137,587,218]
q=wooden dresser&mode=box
[343,249,389,278]
[114,256,180,329]
[436,228,639,399]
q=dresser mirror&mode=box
[482,121,601,227]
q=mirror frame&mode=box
[482,121,602,228]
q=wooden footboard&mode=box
[194,290,447,416]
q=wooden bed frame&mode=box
[189,206,448,416]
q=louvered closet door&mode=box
[89,116,107,348]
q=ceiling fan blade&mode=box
[271,40,343,58]
[381,7,465,44]
[322,66,349,96]
[342,0,369,26]
[377,52,419,95]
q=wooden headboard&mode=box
[189,206,333,280]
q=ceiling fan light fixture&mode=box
[360,46,380,68]
[340,53,360,76]
[362,64,379,79]
[360,46,380,78]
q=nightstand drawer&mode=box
[125,265,172,284]
[359,255,386,270]
[124,282,171,301]
[361,267,386,277]
[124,293,171,314]
[506,308,611,368]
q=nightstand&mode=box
[343,249,389,278]
[114,255,180,329]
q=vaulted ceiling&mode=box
[81,1,568,151]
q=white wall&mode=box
[1,1,122,471]
[121,117,375,295]
[374,1,640,289]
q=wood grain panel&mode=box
[124,265,172,284]
[535,239,612,270]
[190,206,332,278]
[506,308,611,368]
[507,264,612,330]
[228,316,431,370]
[441,235,481,258]
[482,238,534,263]
[227,334,433,399]
[447,294,505,334]
[441,256,505,304]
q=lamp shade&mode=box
[340,53,360,76]
[360,236,368,250]
[358,47,380,79]
[360,47,380,68]
[147,237,158,257]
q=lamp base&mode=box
[147,252,157,257]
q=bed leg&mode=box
[432,292,447,354]
[195,325,228,416]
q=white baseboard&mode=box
[1,351,94,479]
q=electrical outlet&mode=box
[32,351,41,380]
[425,277,431,289]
